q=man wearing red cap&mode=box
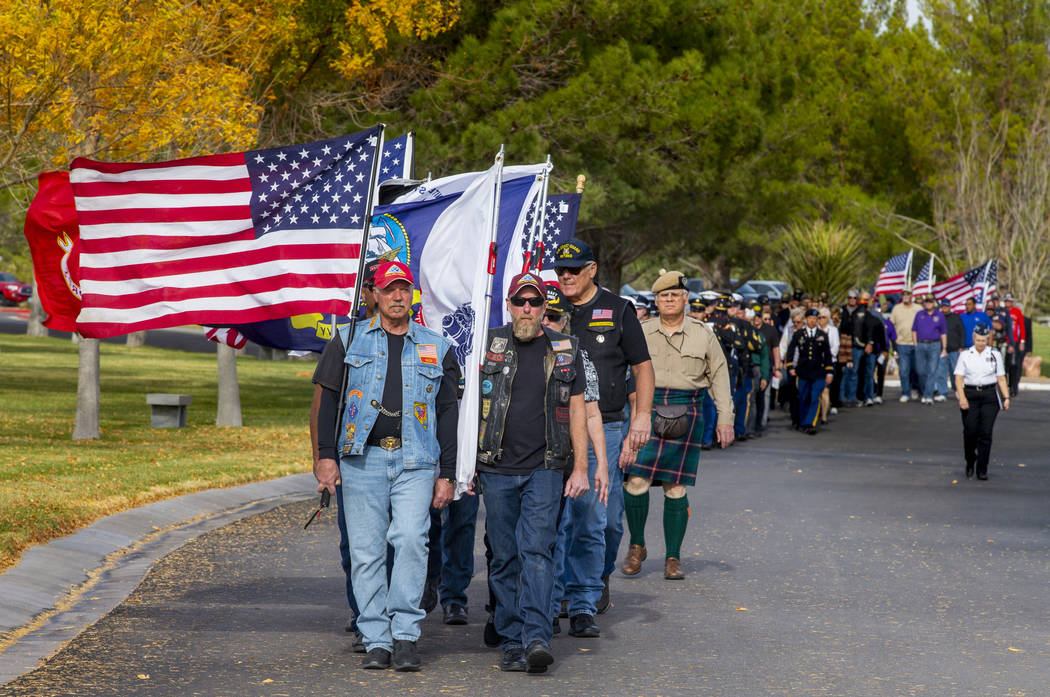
[477,272,596,673]
[312,261,461,672]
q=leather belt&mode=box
[368,437,402,450]
[964,384,996,391]
[918,339,940,343]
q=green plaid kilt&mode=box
[627,386,706,486]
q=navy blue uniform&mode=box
[785,327,834,430]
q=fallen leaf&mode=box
[1018,463,1026,468]
[736,607,748,611]
[262,679,274,684]
[137,674,150,680]
[796,469,803,473]
[1007,647,1024,653]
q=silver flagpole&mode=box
[523,155,552,272]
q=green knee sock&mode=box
[663,495,690,559]
[623,489,650,547]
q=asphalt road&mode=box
[2,392,1049,697]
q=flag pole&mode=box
[522,155,552,273]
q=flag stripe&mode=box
[73,191,252,211]
[71,153,246,174]
[79,220,254,239]
[82,230,256,254]
[72,178,253,197]
[76,205,253,225]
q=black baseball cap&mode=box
[363,258,384,286]
[805,308,819,317]
[547,285,569,314]
[973,321,990,336]
[553,238,595,268]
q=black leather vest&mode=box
[477,325,578,469]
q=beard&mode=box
[512,314,541,341]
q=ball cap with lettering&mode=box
[363,259,384,286]
[651,270,687,294]
[372,260,415,289]
[553,238,595,267]
[548,285,570,313]
[507,271,546,298]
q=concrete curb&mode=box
[0,473,315,685]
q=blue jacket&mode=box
[960,311,992,347]
[336,316,452,469]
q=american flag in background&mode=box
[873,251,912,295]
[519,193,581,282]
[933,260,997,311]
[377,132,414,184]
[70,125,383,339]
[911,255,934,296]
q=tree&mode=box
[778,220,865,305]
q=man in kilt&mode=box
[619,271,735,580]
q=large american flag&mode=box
[519,193,581,281]
[911,255,934,296]
[70,126,383,338]
[933,260,997,312]
[873,251,912,295]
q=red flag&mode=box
[23,171,82,331]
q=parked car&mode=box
[0,272,32,306]
[684,277,704,294]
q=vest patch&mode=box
[556,406,569,422]
[482,379,494,395]
[486,351,505,362]
[414,402,428,429]
[417,344,438,365]
[589,321,614,328]
[592,308,613,320]
[556,353,574,366]
[489,337,508,353]
[551,339,572,351]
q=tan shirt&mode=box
[642,316,734,427]
[890,302,921,346]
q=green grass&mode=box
[0,333,316,571]
[1031,324,1050,377]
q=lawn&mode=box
[1031,324,1050,377]
[0,333,317,572]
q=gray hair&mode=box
[790,307,805,320]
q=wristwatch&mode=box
[440,476,456,485]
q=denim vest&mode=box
[336,317,451,469]
[477,325,577,469]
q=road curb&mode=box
[0,473,315,685]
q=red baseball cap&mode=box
[372,261,415,289]
[507,271,546,298]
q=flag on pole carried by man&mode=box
[69,125,384,338]
[873,251,912,295]
[911,254,935,296]
[519,192,582,284]
[932,260,998,311]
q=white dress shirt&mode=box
[953,345,1005,386]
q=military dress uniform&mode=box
[784,312,834,434]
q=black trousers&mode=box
[961,387,1000,476]
[1008,350,1025,394]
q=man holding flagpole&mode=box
[550,238,654,636]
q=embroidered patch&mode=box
[414,402,428,429]
[556,353,574,366]
[486,351,505,362]
[347,389,363,400]
[489,337,508,353]
[482,379,493,395]
[551,339,572,351]
[348,402,358,420]
[417,344,438,365]
[592,308,613,320]
[555,406,569,422]
[482,398,491,419]
[589,321,614,328]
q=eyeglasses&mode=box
[555,265,588,276]
[544,312,565,322]
[509,296,544,307]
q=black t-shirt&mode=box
[758,322,780,357]
[491,335,586,475]
[369,334,403,442]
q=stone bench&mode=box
[146,393,192,428]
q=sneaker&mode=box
[596,575,611,614]
[899,396,909,403]
[362,647,391,669]
[934,395,946,403]
[443,604,468,625]
[525,640,555,674]
[864,398,874,407]
[873,396,883,404]
[910,389,920,400]
[500,647,526,672]
[392,639,421,672]
[830,407,838,415]
[568,613,600,638]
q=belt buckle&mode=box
[379,437,401,450]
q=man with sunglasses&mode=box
[549,238,654,638]
[477,273,595,673]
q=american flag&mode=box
[912,255,934,296]
[519,193,581,281]
[204,326,248,349]
[873,251,912,295]
[376,132,414,185]
[933,260,997,312]
[70,126,383,339]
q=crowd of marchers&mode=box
[310,242,1032,674]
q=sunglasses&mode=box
[509,296,544,307]
[555,265,588,276]
[544,312,565,321]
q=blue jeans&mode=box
[340,447,434,652]
[335,484,360,631]
[897,344,915,396]
[840,354,858,403]
[481,469,563,651]
[701,392,717,445]
[733,372,753,436]
[937,351,959,396]
[915,342,941,399]
[551,422,618,618]
[601,420,626,578]
[853,347,875,401]
[436,493,480,609]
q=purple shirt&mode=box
[912,309,946,342]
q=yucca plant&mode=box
[778,220,864,305]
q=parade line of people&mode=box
[309,239,1025,673]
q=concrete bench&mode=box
[146,393,192,428]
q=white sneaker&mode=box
[899,395,909,403]
[874,396,883,405]
[830,407,839,415]
[934,395,946,403]
[910,390,920,400]
[864,398,874,406]
[923,398,933,405]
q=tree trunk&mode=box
[26,291,47,337]
[126,331,146,347]
[72,337,100,440]
[216,343,243,427]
